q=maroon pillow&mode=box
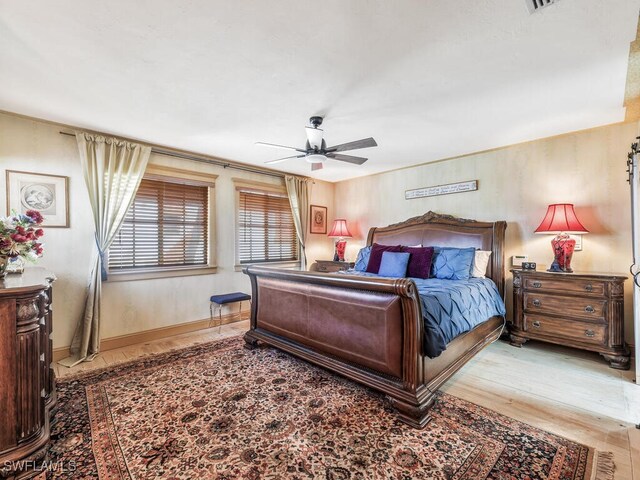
[402,246,435,279]
[366,243,403,273]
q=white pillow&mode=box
[471,250,492,278]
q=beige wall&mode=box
[2,111,636,347]
[0,112,335,348]
[335,122,638,342]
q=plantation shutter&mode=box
[109,178,208,270]
[238,189,298,264]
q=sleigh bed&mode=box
[243,211,507,428]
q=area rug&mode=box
[50,336,612,479]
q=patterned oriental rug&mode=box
[50,336,614,480]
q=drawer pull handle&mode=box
[584,305,595,314]
[532,299,541,307]
[532,321,541,328]
[532,282,542,288]
[585,284,593,292]
[585,329,595,337]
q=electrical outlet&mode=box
[570,234,583,251]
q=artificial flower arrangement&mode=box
[0,210,45,276]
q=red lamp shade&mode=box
[534,204,589,234]
[328,219,352,238]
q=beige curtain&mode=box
[59,133,151,367]
[285,175,310,270]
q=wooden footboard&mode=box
[250,275,405,377]
[243,266,424,376]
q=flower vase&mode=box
[0,256,8,279]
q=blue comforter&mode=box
[340,271,506,358]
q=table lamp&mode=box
[534,204,588,272]
[328,219,352,262]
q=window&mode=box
[109,178,210,272]
[237,188,298,264]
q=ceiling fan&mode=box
[256,116,377,171]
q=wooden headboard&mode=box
[366,211,507,297]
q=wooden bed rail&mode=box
[243,265,420,296]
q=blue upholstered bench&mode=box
[209,292,252,330]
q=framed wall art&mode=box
[309,205,327,234]
[6,170,70,227]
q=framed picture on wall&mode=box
[6,170,70,227]
[309,205,327,234]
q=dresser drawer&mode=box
[523,292,606,320]
[314,262,352,273]
[523,314,605,345]
[523,277,605,296]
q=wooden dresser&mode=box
[310,260,354,273]
[510,269,629,369]
[0,268,56,479]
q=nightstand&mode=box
[510,269,629,369]
[311,260,354,273]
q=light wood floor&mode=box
[55,320,639,479]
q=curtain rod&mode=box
[59,130,295,180]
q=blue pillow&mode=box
[354,246,372,272]
[431,247,476,280]
[378,251,410,278]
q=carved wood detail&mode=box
[17,326,42,442]
[600,353,630,369]
[385,211,479,229]
[512,273,522,288]
[610,282,624,297]
[0,269,56,479]
[16,298,40,326]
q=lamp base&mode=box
[547,234,575,273]
[547,261,573,273]
[334,239,347,262]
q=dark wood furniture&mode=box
[244,212,506,428]
[0,269,56,479]
[310,260,354,273]
[510,269,629,369]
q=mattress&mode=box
[340,271,506,357]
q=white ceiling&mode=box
[1,0,639,182]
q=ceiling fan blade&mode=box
[325,137,377,153]
[311,162,324,171]
[255,142,306,153]
[264,155,306,165]
[326,153,368,165]
[305,127,324,149]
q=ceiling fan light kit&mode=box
[257,116,378,171]
[306,153,326,164]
